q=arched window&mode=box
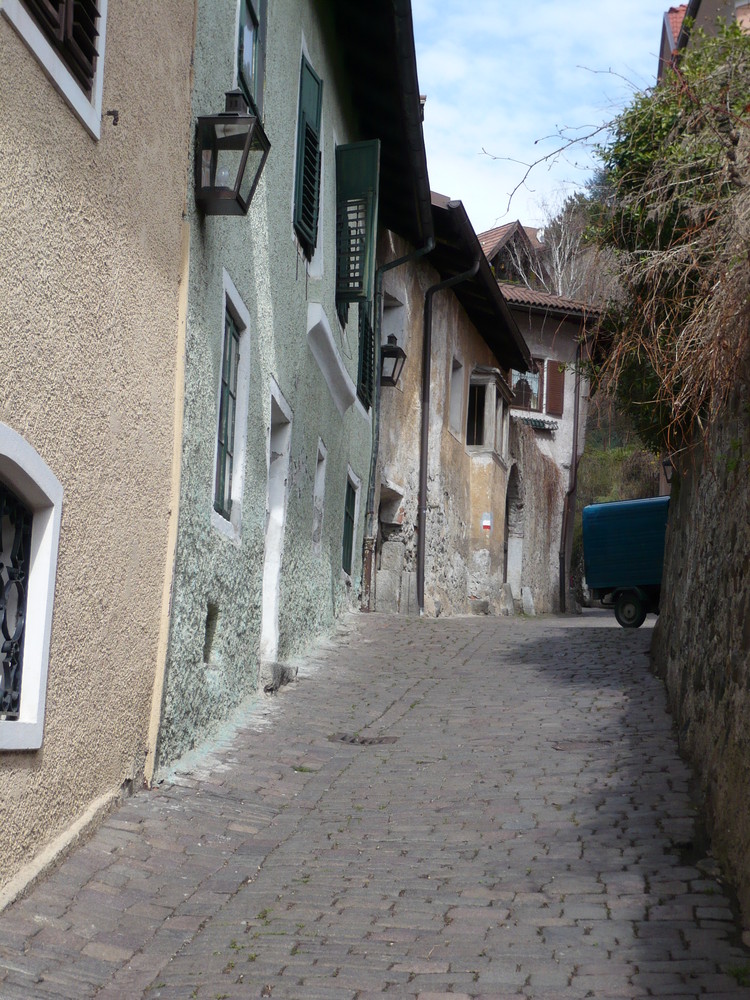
[0,425,63,750]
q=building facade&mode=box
[0,1,194,891]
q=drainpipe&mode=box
[558,336,583,613]
[361,235,434,611]
[417,235,480,615]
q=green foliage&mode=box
[592,22,750,451]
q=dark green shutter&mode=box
[335,140,380,304]
[294,58,323,258]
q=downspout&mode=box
[417,241,480,615]
[361,235,435,611]
[558,336,583,613]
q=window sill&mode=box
[211,506,242,547]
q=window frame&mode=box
[236,0,267,118]
[211,271,252,545]
[312,440,327,556]
[0,424,63,751]
[511,358,545,413]
[293,55,323,260]
[3,0,108,139]
[341,468,361,578]
[449,357,465,435]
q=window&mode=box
[335,140,380,316]
[511,361,543,411]
[510,359,565,417]
[466,382,486,446]
[449,358,464,433]
[214,310,241,519]
[466,367,512,459]
[0,423,63,751]
[212,271,252,542]
[357,305,375,409]
[341,470,360,577]
[3,0,107,138]
[293,56,323,259]
[237,0,267,117]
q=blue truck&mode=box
[582,496,670,628]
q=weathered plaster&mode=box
[155,0,374,771]
[0,4,194,886]
[376,234,512,616]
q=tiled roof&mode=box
[477,221,542,259]
[667,4,688,42]
[513,414,559,432]
[499,282,600,318]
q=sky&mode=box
[411,0,667,235]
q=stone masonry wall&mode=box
[651,361,750,923]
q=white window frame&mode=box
[2,0,108,140]
[211,270,252,545]
[341,466,361,581]
[312,439,327,556]
[449,357,464,435]
[0,424,63,751]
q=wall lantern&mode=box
[662,455,675,483]
[195,90,270,216]
[380,335,407,386]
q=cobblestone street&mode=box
[1,611,749,999]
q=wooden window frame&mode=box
[237,0,267,118]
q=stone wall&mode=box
[651,361,750,923]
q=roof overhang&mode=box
[329,0,433,248]
[428,194,532,372]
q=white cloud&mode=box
[412,0,664,232]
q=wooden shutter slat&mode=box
[546,360,565,417]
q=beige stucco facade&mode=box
[0,3,194,889]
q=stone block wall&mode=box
[651,363,750,923]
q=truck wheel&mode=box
[615,591,646,628]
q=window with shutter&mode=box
[335,140,380,308]
[545,360,565,418]
[293,57,323,259]
[23,0,99,97]
[342,478,357,576]
[511,359,544,412]
[5,0,106,137]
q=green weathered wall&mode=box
[156,0,373,770]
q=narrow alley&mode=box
[1,612,748,1000]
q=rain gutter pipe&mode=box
[417,229,480,615]
[361,235,435,611]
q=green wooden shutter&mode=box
[335,140,380,304]
[294,57,323,258]
[342,480,356,575]
[545,361,565,417]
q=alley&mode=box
[1,612,749,1000]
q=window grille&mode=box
[0,484,33,722]
[214,310,241,519]
[23,0,100,97]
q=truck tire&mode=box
[614,590,647,628]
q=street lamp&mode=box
[195,90,270,216]
[380,334,406,386]
[662,455,675,483]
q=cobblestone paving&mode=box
[1,611,749,999]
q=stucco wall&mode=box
[376,235,511,616]
[507,421,564,613]
[651,363,750,923]
[155,0,374,771]
[0,4,194,886]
